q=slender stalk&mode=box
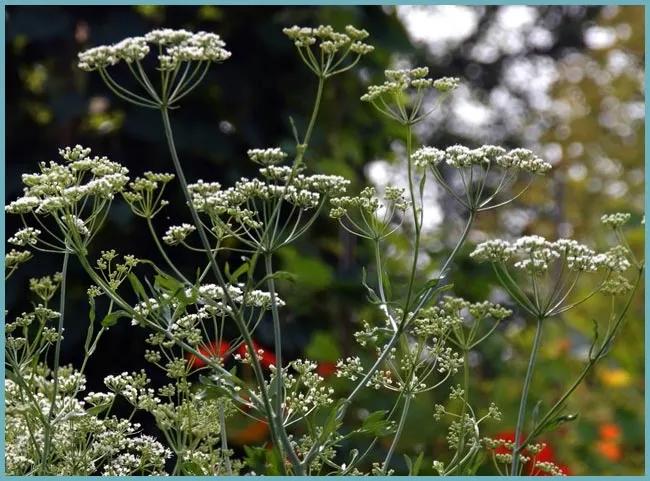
[265,253,285,435]
[159,106,301,474]
[511,317,544,475]
[40,250,70,474]
[412,210,476,315]
[300,76,325,160]
[521,265,643,448]
[403,124,420,315]
[382,395,411,474]
[219,404,233,475]
[449,348,471,472]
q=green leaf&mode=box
[229,261,250,283]
[88,296,96,324]
[277,246,333,290]
[257,270,298,288]
[265,446,284,475]
[359,410,396,436]
[101,310,129,327]
[361,266,381,305]
[540,412,579,434]
[414,278,453,309]
[464,450,487,476]
[244,445,282,475]
[180,461,206,475]
[154,272,184,294]
[316,398,347,445]
[404,451,425,475]
[86,402,111,417]
[127,273,149,301]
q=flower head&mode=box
[78,30,230,72]
[284,24,373,77]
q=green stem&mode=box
[452,349,471,473]
[40,250,70,474]
[412,210,476,315]
[521,265,643,448]
[219,404,233,475]
[382,394,411,474]
[265,253,285,438]
[511,317,544,475]
[403,124,420,315]
[159,107,300,474]
[300,76,325,159]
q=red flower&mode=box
[237,339,277,370]
[186,340,230,369]
[492,431,571,476]
[316,362,337,377]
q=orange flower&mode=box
[186,340,230,369]
[596,440,622,462]
[230,420,269,445]
[599,423,622,441]
[237,340,277,370]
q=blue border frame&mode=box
[1,2,647,479]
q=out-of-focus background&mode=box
[5,6,644,475]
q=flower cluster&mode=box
[5,145,129,253]
[248,148,289,166]
[78,29,231,72]
[283,25,374,77]
[485,431,571,476]
[361,67,459,124]
[279,359,335,423]
[95,250,141,291]
[600,212,631,229]
[361,67,454,102]
[5,367,171,476]
[162,223,196,246]
[186,162,349,248]
[471,235,630,274]
[413,144,551,174]
[122,171,175,218]
[132,282,283,328]
[330,186,410,240]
